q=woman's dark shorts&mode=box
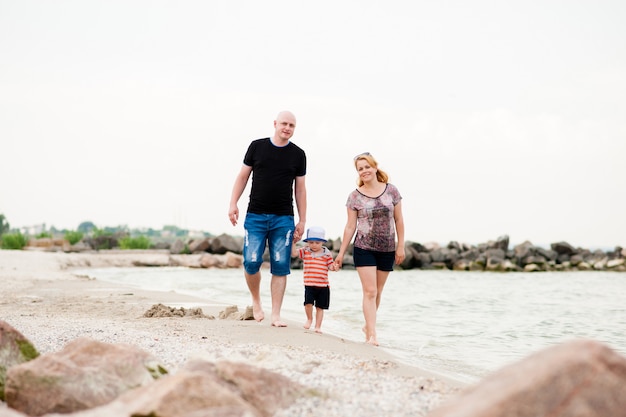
[304,286,330,309]
[353,246,395,271]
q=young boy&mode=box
[291,226,336,333]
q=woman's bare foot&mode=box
[304,319,312,329]
[314,328,323,334]
[366,336,379,346]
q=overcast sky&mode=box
[1,0,625,248]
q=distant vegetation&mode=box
[1,232,28,250]
[0,213,210,251]
[64,230,84,245]
[0,214,9,236]
[119,235,152,250]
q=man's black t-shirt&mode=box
[244,138,306,216]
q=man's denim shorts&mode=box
[243,213,295,276]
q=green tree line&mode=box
[0,214,208,250]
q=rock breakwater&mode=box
[25,233,626,272]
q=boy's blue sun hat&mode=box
[303,226,327,242]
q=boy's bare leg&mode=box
[270,274,287,327]
[244,271,264,322]
[314,307,324,333]
[304,304,313,329]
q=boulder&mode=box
[447,241,462,251]
[69,359,304,417]
[452,259,471,271]
[523,263,541,272]
[70,369,258,417]
[188,237,211,253]
[593,257,609,270]
[536,247,557,262]
[459,248,480,261]
[429,339,626,417]
[569,254,584,266]
[211,233,243,255]
[5,338,167,416]
[181,359,304,416]
[169,238,186,254]
[415,252,432,268]
[0,321,39,401]
[485,256,505,272]
[407,241,428,253]
[550,241,577,256]
[489,235,509,252]
[200,253,222,268]
[170,254,203,268]
[513,241,534,260]
[423,241,441,252]
[224,251,244,268]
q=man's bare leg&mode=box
[270,274,287,327]
[245,271,264,322]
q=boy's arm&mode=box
[327,255,337,271]
[291,241,299,258]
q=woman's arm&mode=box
[335,208,357,268]
[394,201,406,265]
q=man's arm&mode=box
[293,175,307,241]
[228,165,252,226]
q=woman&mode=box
[335,152,405,346]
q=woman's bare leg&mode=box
[357,266,378,345]
[375,269,390,310]
[358,267,391,346]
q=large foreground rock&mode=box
[3,359,304,417]
[0,321,39,401]
[428,339,626,417]
[5,338,167,416]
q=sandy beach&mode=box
[0,249,464,416]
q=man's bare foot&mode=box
[271,321,287,327]
[252,303,264,322]
[304,319,312,329]
[314,328,323,334]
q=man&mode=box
[228,110,307,327]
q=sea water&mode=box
[79,267,626,383]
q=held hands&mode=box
[333,255,343,270]
[293,221,305,242]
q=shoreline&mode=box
[0,250,465,416]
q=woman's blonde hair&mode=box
[353,153,389,187]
